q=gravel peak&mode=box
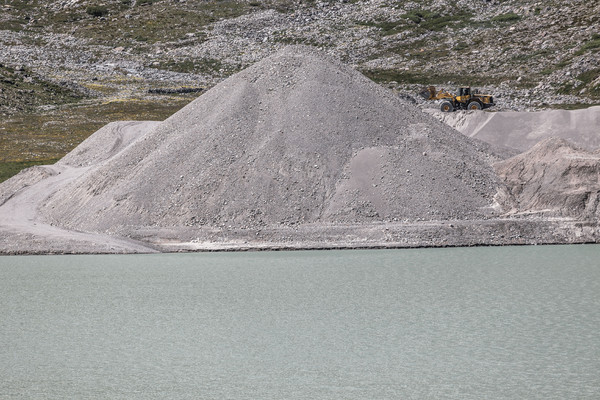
[42,46,502,234]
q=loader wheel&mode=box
[467,101,482,110]
[440,101,454,112]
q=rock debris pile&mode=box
[42,46,503,234]
[495,138,600,219]
[435,106,600,152]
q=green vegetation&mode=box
[357,20,406,36]
[556,68,600,98]
[1,0,259,47]
[0,159,59,184]
[361,68,508,87]
[0,64,84,114]
[577,68,600,97]
[577,68,600,85]
[575,34,600,56]
[400,9,473,33]
[156,58,228,74]
[357,9,473,36]
[0,99,192,165]
[548,103,600,110]
[272,33,331,48]
[86,5,109,17]
[491,12,521,23]
[453,41,469,51]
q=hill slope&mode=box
[1,0,598,180]
[1,0,598,108]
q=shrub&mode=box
[86,5,109,17]
[575,35,600,55]
[491,13,521,23]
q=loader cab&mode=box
[458,87,471,97]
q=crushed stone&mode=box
[495,137,600,219]
[42,46,504,234]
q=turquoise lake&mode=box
[1,245,599,399]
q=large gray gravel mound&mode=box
[42,46,502,233]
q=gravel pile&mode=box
[57,121,160,167]
[42,46,503,234]
[495,137,600,219]
[434,106,600,152]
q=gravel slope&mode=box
[2,46,599,254]
[495,138,600,218]
[41,46,503,235]
[0,121,160,254]
[434,106,600,152]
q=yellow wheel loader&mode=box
[419,86,495,112]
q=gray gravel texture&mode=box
[0,121,162,254]
[41,46,505,235]
[57,120,161,167]
[434,106,600,152]
[495,137,600,219]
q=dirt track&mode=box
[0,121,159,254]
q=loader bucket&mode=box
[418,86,436,100]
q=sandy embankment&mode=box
[0,121,160,254]
[433,106,600,152]
[1,46,599,254]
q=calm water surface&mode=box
[1,245,599,399]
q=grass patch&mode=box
[357,9,473,36]
[356,20,407,36]
[362,68,509,87]
[86,5,109,17]
[0,18,28,31]
[575,34,600,56]
[556,68,600,98]
[577,68,600,85]
[0,64,84,114]
[80,82,120,95]
[272,34,330,47]
[0,159,60,184]
[3,1,252,47]
[548,103,600,110]
[0,99,192,164]
[155,57,238,75]
[75,1,252,46]
[491,12,521,23]
[453,41,469,51]
[577,68,600,97]
[400,9,473,33]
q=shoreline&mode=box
[2,218,598,256]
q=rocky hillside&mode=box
[0,0,599,165]
[2,0,599,106]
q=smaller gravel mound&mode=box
[58,121,160,167]
[0,166,56,207]
[437,106,600,152]
[495,137,600,219]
